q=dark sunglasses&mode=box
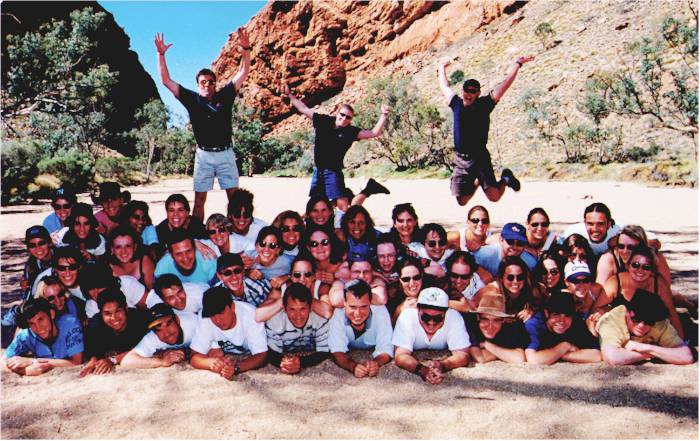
[530,221,550,228]
[27,240,48,249]
[426,239,447,247]
[56,263,79,272]
[421,312,445,324]
[308,239,330,248]
[207,227,229,235]
[505,274,526,282]
[464,88,480,94]
[292,271,314,278]
[199,79,215,85]
[219,267,244,277]
[469,217,490,225]
[52,203,72,210]
[230,212,252,219]
[569,277,592,285]
[45,293,65,302]
[505,239,526,247]
[616,243,638,251]
[258,241,279,250]
[630,261,653,271]
[546,268,560,276]
[280,225,303,233]
[449,272,472,280]
[631,316,655,326]
[400,274,422,283]
[338,112,353,120]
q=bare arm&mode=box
[560,349,602,363]
[283,83,314,119]
[657,278,685,340]
[490,56,534,102]
[238,351,267,373]
[154,33,180,97]
[328,280,345,308]
[629,341,693,365]
[601,344,651,366]
[332,351,358,374]
[595,253,616,285]
[482,341,526,363]
[231,28,251,92]
[254,288,282,322]
[469,346,498,363]
[370,277,387,305]
[438,349,469,371]
[436,59,456,104]
[357,105,391,140]
[525,342,572,365]
[121,349,184,369]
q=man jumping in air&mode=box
[438,56,534,206]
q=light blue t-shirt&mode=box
[328,305,394,359]
[5,313,84,359]
[155,251,217,286]
[244,250,294,280]
[42,213,64,234]
[473,244,537,276]
[141,225,159,246]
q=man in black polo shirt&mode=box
[155,29,252,221]
[283,83,391,202]
[437,56,533,206]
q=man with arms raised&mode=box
[329,279,393,378]
[393,287,470,384]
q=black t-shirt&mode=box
[155,218,208,245]
[468,318,530,349]
[177,82,236,147]
[85,308,150,358]
[449,94,496,158]
[312,113,361,171]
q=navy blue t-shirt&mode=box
[312,113,361,171]
[468,318,530,349]
[524,311,599,351]
[449,94,496,158]
[177,82,236,147]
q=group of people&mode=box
[3,185,695,381]
[2,28,695,382]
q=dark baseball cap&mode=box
[545,291,575,316]
[501,223,528,242]
[217,253,244,272]
[463,79,481,91]
[201,286,233,318]
[25,225,51,243]
[148,303,177,329]
[52,186,76,204]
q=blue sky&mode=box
[101,1,265,124]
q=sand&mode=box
[1,177,698,439]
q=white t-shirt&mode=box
[232,217,267,244]
[392,308,470,352]
[144,282,207,315]
[560,222,622,256]
[133,312,200,357]
[199,234,252,257]
[408,243,454,270]
[333,208,344,229]
[461,272,486,301]
[85,275,146,318]
[31,268,84,300]
[55,227,107,256]
[328,305,394,359]
[189,300,267,356]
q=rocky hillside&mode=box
[217,0,695,183]
[1,1,160,156]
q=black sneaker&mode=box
[501,168,521,192]
[362,178,390,196]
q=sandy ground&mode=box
[1,177,698,439]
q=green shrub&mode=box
[449,69,465,85]
[1,139,41,204]
[534,22,556,49]
[94,156,144,185]
[36,149,93,192]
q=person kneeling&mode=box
[597,290,693,366]
[329,279,393,378]
[3,298,83,376]
[468,292,528,363]
[121,304,199,369]
[393,287,469,384]
[525,292,601,365]
[265,283,330,374]
[189,286,267,380]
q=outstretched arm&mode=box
[232,28,251,92]
[490,55,534,102]
[154,33,180,97]
[357,105,391,140]
[436,59,456,104]
[283,83,314,120]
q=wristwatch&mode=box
[109,355,118,365]
[233,361,241,376]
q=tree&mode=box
[534,22,556,50]
[127,100,169,182]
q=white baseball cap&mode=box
[417,287,449,310]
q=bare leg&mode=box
[456,195,473,206]
[484,182,507,202]
[193,191,207,222]
[351,193,367,206]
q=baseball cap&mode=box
[564,261,591,281]
[217,253,244,271]
[25,225,51,243]
[201,286,233,318]
[52,186,76,204]
[473,292,513,318]
[95,182,131,203]
[462,79,481,91]
[545,291,575,316]
[417,287,449,310]
[148,303,177,330]
[501,223,528,242]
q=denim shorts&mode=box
[193,148,239,192]
[309,167,345,201]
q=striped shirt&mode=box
[265,310,329,354]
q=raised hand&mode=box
[237,27,251,50]
[516,55,535,66]
[380,104,391,115]
[281,82,291,96]
[155,33,173,55]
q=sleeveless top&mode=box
[611,273,658,309]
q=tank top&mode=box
[611,273,658,309]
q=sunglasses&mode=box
[469,217,490,225]
[426,239,447,247]
[569,277,592,285]
[219,267,244,277]
[630,261,653,272]
[546,268,560,276]
[280,225,303,233]
[338,112,353,120]
[199,79,215,85]
[308,239,330,248]
[45,293,65,302]
[505,239,526,247]
[616,243,638,251]
[631,316,655,326]
[464,88,480,94]
[207,227,229,235]
[449,272,472,280]
[27,240,48,249]
[505,274,526,282]
[56,263,79,272]
[292,271,314,278]
[420,312,445,324]
[258,241,279,250]
[52,203,72,210]
[400,274,422,283]
[230,212,252,219]
[530,222,550,228]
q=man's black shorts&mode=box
[450,153,498,197]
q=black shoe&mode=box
[362,178,390,196]
[501,168,521,192]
